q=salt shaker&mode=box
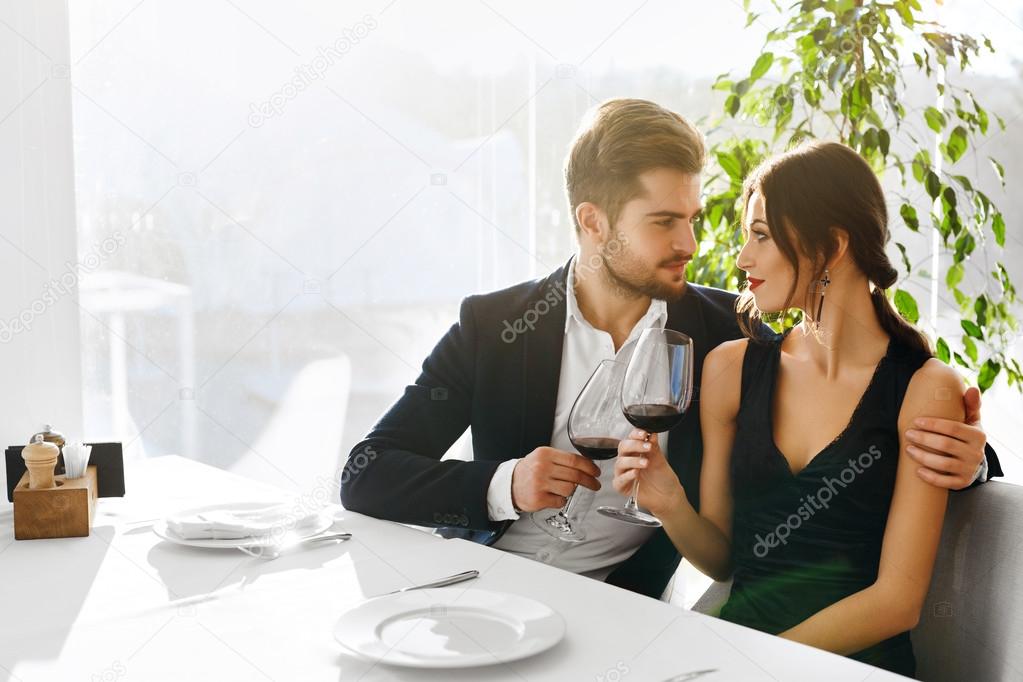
[22,434,60,490]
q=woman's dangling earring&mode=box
[814,268,831,330]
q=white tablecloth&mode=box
[0,456,907,681]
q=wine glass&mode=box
[597,328,694,527]
[532,359,631,542]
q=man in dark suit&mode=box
[340,98,1001,599]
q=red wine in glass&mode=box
[570,436,621,460]
[622,404,684,433]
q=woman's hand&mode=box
[612,429,687,518]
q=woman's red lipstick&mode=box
[748,278,765,291]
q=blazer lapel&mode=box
[518,259,571,454]
[666,283,710,387]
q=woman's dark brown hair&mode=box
[737,140,932,356]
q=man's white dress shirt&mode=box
[485,261,669,580]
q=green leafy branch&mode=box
[693,0,1020,391]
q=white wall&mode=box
[0,1,82,504]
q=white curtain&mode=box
[0,0,82,500]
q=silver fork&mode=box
[237,531,352,559]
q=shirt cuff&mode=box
[486,459,521,521]
[973,456,989,484]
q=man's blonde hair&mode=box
[564,98,706,234]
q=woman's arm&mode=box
[612,339,746,581]
[779,358,962,654]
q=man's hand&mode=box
[906,385,987,490]
[511,447,601,512]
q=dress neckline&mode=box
[767,330,893,478]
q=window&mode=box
[65,0,1023,492]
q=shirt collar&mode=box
[564,257,668,334]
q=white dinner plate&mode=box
[331,588,564,666]
[153,501,333,549]
[333,588,565,668]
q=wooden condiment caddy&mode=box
[13,470,99,540]
[5,438,125,540]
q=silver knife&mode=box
[662,669,718,682]
[383,569,479,595]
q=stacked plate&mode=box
[153,501,333,549]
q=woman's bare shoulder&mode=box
[705,338,749,376]
[901,357,966,423]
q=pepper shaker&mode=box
[30,424,66,476]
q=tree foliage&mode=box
[693,0,1020,391]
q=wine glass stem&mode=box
[625,433,651,511]
[625,479,640,511]
[561,488,587,520]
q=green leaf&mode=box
[936,337,950,364]
[976,106,989,134]
[975,295,989,325]
[878,129,890,156]
[992,213,1005,247]
[963,336,978,363]
[750,52,774,81]
[946,125,968,162]
[924,171,941,200]
[979,359,1001,391]
[827,58,849,91]
[942,186,957,209]
[894,289,920,324]
[895,242,911,273]
[989,157,1005,186]
[900,203,919,231]
[716,152,742,181]
[961,319,983,339]
[895,2,914,25]
[861,128,879,155]
[946,262,964,288]
[952,174,974,192]
[924,106,946,132]
[954,232,976,261]
[911,150,931,183]
[725,94,740,117]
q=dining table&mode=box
[0,455,908,681]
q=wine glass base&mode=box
[531,512,587,543]
[554,532,587,543]
[596,505,662,528]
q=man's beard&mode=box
[597,238,688,302]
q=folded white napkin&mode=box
[165,504,323,540]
